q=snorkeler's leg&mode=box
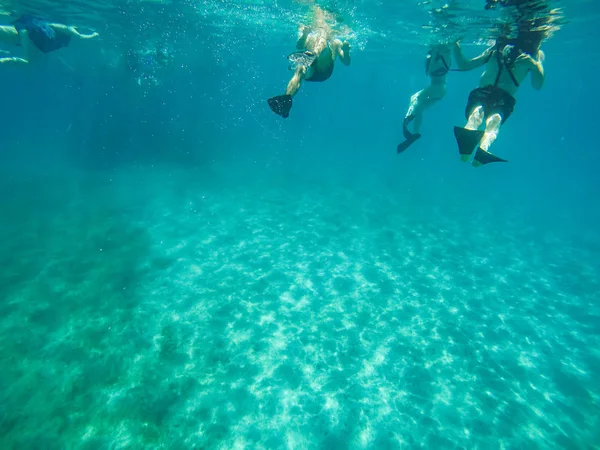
[472,113,507,166]
[303,5,329,56]
[404,85,445,135]
[268,66,306,118]
[286,65,306,97]
[398,89,425,153]
[308,31,328,56]
[398,85,445,154]
[404,90,424,135]
[480,113,501,152]
[466,105,484,130]
[454,105,485,161]
[312,5,326,29]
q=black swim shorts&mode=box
[465,85,516,124]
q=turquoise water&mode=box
[1,1,600,449]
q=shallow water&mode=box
[1,0,599,448]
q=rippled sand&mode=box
[1,165,598,449]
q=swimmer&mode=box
[452,25,546,166]
[126,45,174,86]
[0,15,98,65]
[267,5,351,118]
[398,42,458,153]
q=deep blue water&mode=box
[0,1,599,448]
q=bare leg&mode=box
[313,5,326,29]
[465,105,484,130]
[305,30,328,56]
[479,113,502,152]
[303,5,330,56]
[458,105,486,162]
[405,84,446,134]
[285,66,307,97]
[470,113,504,167]
[406,91,426,134]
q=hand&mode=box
[515,52,535,67]
[69,26,99,38]
[502,44,515,60]
[298,24,308,36]
[342,41,350,50]
[538,50,545,63]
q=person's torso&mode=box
[426,48,451,78]
[480,50,531,95]
[21,23,71,55]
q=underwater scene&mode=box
[0,0,599,448]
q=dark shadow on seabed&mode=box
[0,168,155,448]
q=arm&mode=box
[453,41,492,71]
[0,56,28,65]
[50,23,99,39]
[529,50,545,90]
[296,25,310,50]
[515,50,544,90]
[333,39,350,66]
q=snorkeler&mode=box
[125,45,174,86]
[484,0,549,11]
[452,25,545,166]
[0,15,98,65]
[398,42,458,153]
[267,5,351,118]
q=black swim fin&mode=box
[268,94,292,118]
[454,126,484,156]
[397,133,421,154]
[472,147,507,166]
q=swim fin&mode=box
[472,147,507,167]
[454,126,484,157]
[268,94,292,118]
[397,133,421,154]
